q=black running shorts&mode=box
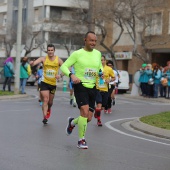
[74,83,96,112]
[96,90,109,107]
[40,81,56,94]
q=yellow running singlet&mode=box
[42,56,59,86]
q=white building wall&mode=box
[34,0,89,9]
[0,0,89,59]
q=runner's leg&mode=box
[41,90,49,118]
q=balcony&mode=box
[32,22,88,34]
[34,0,89,9]
[0,3,7,13]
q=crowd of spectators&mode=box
[139,61,170,99]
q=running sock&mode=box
[70,95,73,100]
[95,108,101,116]
[78,116,88,139]
[97,116,101,121]
[72,117,79,126]
[73,96,76,103]
[95,108,101,120]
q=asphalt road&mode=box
[0,85,170,170]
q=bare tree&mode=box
[73,0,168,66]
[0,28,17,58]
[22,26,42,56]
[72,0,125,67]
[113,0,168,63]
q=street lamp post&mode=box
[14,0,23,94]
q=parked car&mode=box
[118,70,129,93]
[27,74,36,86]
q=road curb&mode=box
[123,94,170,103]
[130,118,170,139]
[0,94,35,100]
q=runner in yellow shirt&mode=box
[94,55,115,126]
[30,44,63,124]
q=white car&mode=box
[27,74,36,86]
[118,70,129,93]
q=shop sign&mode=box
[115,52,132,60]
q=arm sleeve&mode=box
[60,51,77,76]
[154,70,161,79]
[8,62,14,74]
[146,70,152,75]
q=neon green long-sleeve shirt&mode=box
[60,48,102,88]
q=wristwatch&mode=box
[69,73,73,77]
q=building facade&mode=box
[111,0,170,76]
[0,0,89,64]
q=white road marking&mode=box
[105,117,170,146]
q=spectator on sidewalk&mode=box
[159,66,166,98]
[139,63,148,96]
[20,57,31,94]
[3,57,15,91]
[152,63,161,98]
[146,64,153,98]
[164,61,170,99]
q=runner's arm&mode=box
[58,57,64,67]
[60,52,77,76]
[30,57,45,66]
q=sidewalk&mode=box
[0,94,34,100]
[123,93,170,103]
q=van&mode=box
[117,70,129,93]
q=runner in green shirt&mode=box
[60,31,102,149]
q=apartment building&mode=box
[0,0,89,63]
[111,0,170,76]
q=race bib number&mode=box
[45,69,55,78]
[84,68,97,80]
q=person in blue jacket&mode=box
[36,64,43,106]
[69,66,76,107]
[152,63,161,98]
[145,64,153,97]
[159,66,166,98]
[165,61,170,99]
[3,57,15,91]
[20,57,31,94]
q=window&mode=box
[12,10,18,29]
[145,12,162,36]
[34,9,39,22]
[3,14,6,26]
[50,7,62,20]
[22,8,27,24]
[49,33,84,49]
[13,0,18,7]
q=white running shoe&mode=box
[77,139,88,149]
